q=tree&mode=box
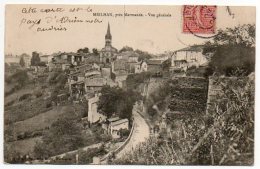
[31,52,41,66]
[78,146,107,164]
[34,117,84,158]
[125,72,152,91]
[19,56,25,67]
[77,47,89,53]
[98,86,141,119]
[98,86,121,118]
[203,24,255,76]
[162,58,171,71]
[92,48,99,55]
[119,46,134,53]
[111,72,116,81]
[117,89,141,119]
[37,62,47,67]
[135,49,153,61]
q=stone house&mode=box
[40,55,53,67]
[85,77,107,93]
[84,77,116,93]
[20,53,31,68]
[116,51,139,63]
[111,60,128,74]
[68,72,85,98]
[109,118,129,139]
[87,94,107,124]
[134,61,148,73]
[52,52,84,68]
[170,45,208,71]
[146,60,163,73]
[31,65,47,73]
[102,116,129,139]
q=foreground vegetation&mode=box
[112,75,254,165]
[112,24,255,165]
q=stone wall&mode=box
[168,77,208,114]
[205,76,251,115]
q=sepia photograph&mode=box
[3,4,255,165]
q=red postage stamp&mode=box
[183,5,216,34]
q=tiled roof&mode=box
[176,45,204,52]
[114,60,127,70]
[40,55,50,58]
[110,118,129,126]
[174,60,187,63]
[107,116,120,122]
[146,60,163,65]
[85,78,107,86]
[118,51,139,57]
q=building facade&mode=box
[170,45,208,71]
[109,118,129,138]
[100,23,118,64]
[87,94,107,124]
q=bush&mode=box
[5,100,15,107]
[78,146,107,164]
[41,85,47,89]
[126,72,152,91]
[119,128,130,138]
[46,102,52,108]
[203,25,255,77]
[5,70,29,85]
[34,91,43,98]
[19,93,32,101]
[98,86,141,120]
[33,117,85,158]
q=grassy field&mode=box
[5,137,42,156]
[4,84,34,105]
[8,105,71,135]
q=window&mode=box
[190,52,196,60]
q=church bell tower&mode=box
[105,23,112,47]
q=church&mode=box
[100,23,118,64]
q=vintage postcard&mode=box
[4,4,255,165]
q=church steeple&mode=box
[105,22,112,46]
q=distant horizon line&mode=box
[5,43,204,57]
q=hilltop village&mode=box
[4,23,211,164]
[4,23,254,165]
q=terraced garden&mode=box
[168,77,208,115]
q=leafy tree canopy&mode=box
[98,86,141,119]
[19,56,25,67]
[31,52,41,66]
[92,48,99,55]
[203,24,255,77]
[77,47,89,53]
[119,46,134,53]
[135,49,153,61]
[34,116,84,158]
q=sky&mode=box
[5,5,256,56]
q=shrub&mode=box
[46,102,52,108]
[19,93,32,101]
[119,128,130,138]
[5,100,15,107]
[78,146,107,164]
[34,91,43,98]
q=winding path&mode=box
[115,103,150,158]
